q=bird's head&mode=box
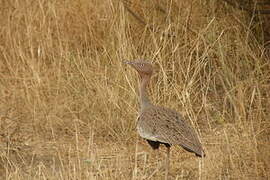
[124,60,153,77]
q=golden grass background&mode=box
[0,0,269,179]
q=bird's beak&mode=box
[123,60,133,65]
[123,61,136,69]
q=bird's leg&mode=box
[165,146,170,180]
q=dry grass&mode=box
[0,0,269,179]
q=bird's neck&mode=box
[139,75,152,110]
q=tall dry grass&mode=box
[0,0,269,179]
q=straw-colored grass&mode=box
[0,0,269,179]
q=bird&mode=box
[124,60,204,180]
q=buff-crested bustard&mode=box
[124,60,204,180]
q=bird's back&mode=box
[137,105,204,157]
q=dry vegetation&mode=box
[0,0,269,179]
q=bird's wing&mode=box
[137,107,178,143]
[138,106,203,156]
[137,111,168,143]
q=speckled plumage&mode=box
[138,105,203,157]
